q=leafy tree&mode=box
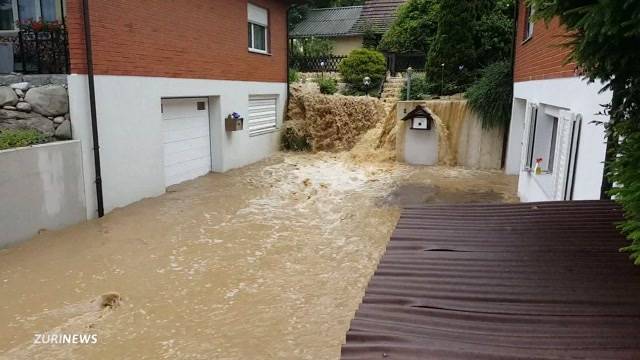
[290,37,335,57]
[424,0,514,95]
[465,61,513,129]
[378,0,440,54]
[528,0,640,263]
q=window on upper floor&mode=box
[0,0,63,32]
[248,3,268,54]
[523,5,534,41]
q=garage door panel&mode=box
[164,144,211,167]
[164,136,210,156]
[162,98,212,187]
[163,127,209,144]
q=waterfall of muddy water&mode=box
[286,84,386,152]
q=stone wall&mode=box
[0,74,71,140]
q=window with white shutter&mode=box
[248,95,277,136]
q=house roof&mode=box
[351,0,407,34]
[342,201,640,359]
[290,0,406,38]
[290,6,363,38]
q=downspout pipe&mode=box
[82,0,104,217]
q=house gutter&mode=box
[82,0,104,217]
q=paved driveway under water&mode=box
[0,153,516,359]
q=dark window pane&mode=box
[0,2,14,30]
[248,22,252,48]
[253,24,266,51]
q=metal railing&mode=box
[12,27,69,74]
[289,55,346,72]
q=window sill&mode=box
[248,48,271,56]
[0,30,19,36]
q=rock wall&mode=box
[0,75,71,140]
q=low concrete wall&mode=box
[0,140,86,248]
[396,100,504,169]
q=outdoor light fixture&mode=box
[406,67,413,100]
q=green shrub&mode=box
[0,129,48,151]
[288,68,300,83]
[401,73,429,100]
[338,48,387,95]
[465,61,513,129]
[316,77,338,95]
[281,126,311,151]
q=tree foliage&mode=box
[529,0,640,263]
[465,61,513,129]
[425,0,514,95]
[378,0,440,54]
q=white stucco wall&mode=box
[68,75,286,218]
[506,77,612,202]
[0,141,87,248]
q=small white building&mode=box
[504,1,611,202]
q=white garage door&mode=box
[162,98,211,187]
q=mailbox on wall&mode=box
[402,105,434,131]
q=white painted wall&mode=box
[0,141,87,248]
[507,77,611,202]
[402,124,439,165]
[68,75,286,217]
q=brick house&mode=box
[504,0,611,202]
[1,0,290,217]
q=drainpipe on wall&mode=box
[286,6,291,118]
[82,0,104,217]
[502,0,520,169]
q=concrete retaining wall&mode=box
[0,140,86,248]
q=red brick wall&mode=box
[514,0,577,82]
[65,0,288,83]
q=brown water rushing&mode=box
[0,152,516,360]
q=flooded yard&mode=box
[0,152,516,359]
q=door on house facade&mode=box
[161,98,211,187]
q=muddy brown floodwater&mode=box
[0,152,516,360]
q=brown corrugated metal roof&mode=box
[342,201,640,359]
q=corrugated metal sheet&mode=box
[342,201,640,359]
[290,6,363,37]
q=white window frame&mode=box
[0,0,63,34]
[247,3,268,54]
[523,5,534,42]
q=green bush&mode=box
[0,129,48,150]
[281,126,311,151]
[465,61,513,129]
[316,77,338,95]
[288,68,300,83]
[338,48,387,95]
[401,73,428,100]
